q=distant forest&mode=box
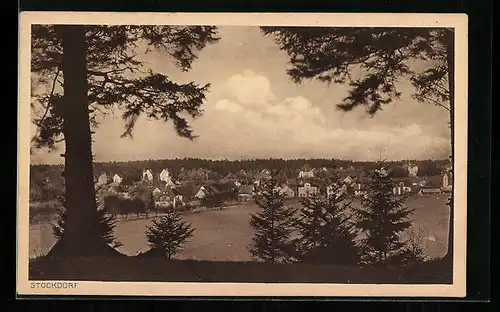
[32,157,450,176]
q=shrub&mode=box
[400,225,429,265]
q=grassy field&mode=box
[28,195,450,260]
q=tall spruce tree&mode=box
[354,164,415,266]
[262,26,455,264]
[249,174,297,264]
[31,25,219,257]
[293,180,360,265]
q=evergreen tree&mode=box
[248,175,297,264]
[354,164,415,266]
[293,181,360,265]
[145,212,195,259]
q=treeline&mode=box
[32,157,449,178]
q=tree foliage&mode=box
[293,180,360,265]
[354,163,415,266]
[31,25,220,149]
[145,212,195,259]
[261,27,453,115]
[249,175,297,264]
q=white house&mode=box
[298,182,319,198]
[112,173,123,185]
[408,165,419,177]
[152,187,163,197]
[96,172,108,186]
[298,169,315,179]
[393,181,412,195]
[159,169,171,183]
[441,171,453,192]
[343,176,354,186]
[142,169,153,182]
[194,186,209,199]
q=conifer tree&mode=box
[145,212,195,259]
[293,180,360,265]
[354,164,415,266]
[248,175,297,264]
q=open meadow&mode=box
[29,195,450,261]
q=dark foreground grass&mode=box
[29,256,452,284]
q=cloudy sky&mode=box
[30,26,451,164]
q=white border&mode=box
[17,12,468,297]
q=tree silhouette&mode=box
[249,174,297,264]
[32,25,219,257]
[261,26,454,263]
[354,163,415,266]
[293,179,360,265]
[145,212,195,259]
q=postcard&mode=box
[17,12,468,297]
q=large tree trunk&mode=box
[47,25,122,258]
[443,29,455,268]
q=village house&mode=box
[194,185,210,200]
[298,164,315,179]
[152,187,163,197]
[142,169,154,182]
[441,171,453,193]
[343,175,355,186]
[193,182,238,202]
[253,169,272,187]
[408,164,419,177]
[96,172,108,186]
[112,173,123,185]
[159,168,172,183]
[297,182,319,198]
[276,184,296,198]
[392,181,412,196]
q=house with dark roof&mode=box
[276,184,296,198]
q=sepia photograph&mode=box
[17,12,468,297]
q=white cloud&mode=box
[224,69,275,109]
[208,70,450,160]
[215,99,244,113]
